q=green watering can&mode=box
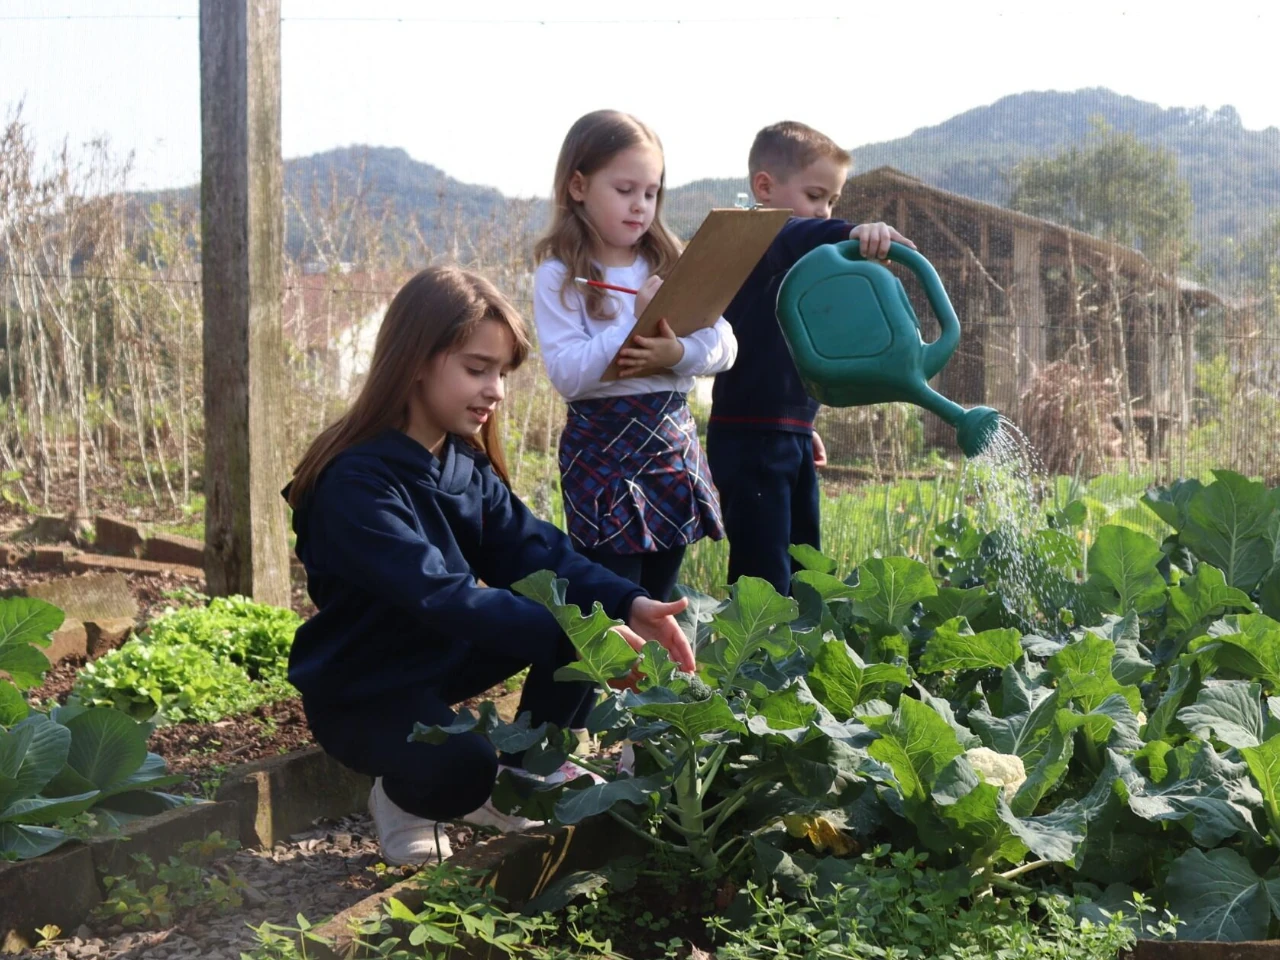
[776,239,1001,458]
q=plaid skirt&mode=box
[559,391,725,555]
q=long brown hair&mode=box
[533,110,682,321]
[288,266,530,506]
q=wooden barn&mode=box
[832,167,1222,464]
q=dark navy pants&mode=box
[706,425,820,596]
[303,636,593,822]
[577,544,685,602]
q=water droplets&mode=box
[960,417,1058,627]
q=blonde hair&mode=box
[534,110,682,321]
[748,121,852,182]
[288,266,530,505]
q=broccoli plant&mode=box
[412,561,1092,889]
[414,570,888,874]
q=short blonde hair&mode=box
[748,121,851,181]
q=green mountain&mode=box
[665,88,1280,278]
[142,89,1279,278]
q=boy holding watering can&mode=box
[706,121,916,594]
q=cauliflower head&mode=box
[964,747,1027,802]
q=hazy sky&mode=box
[1,0,1275,197]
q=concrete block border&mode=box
[0,746,369,945]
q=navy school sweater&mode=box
[710,217,857,434]
[286,430,645,704]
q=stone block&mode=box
[93,515,145,557]
[1136,943,1280,959]
[216,746,370,849]
[31,546,73,571]
[85,617,136,655]
[24,572,139,624]
[45,618,88,665]
[86,801,241,883]
[0,844,100,945]
[66,553,203,580]
[143,531,205,568]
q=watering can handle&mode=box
[837,239,961,381]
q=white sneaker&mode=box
[461,796,545,833]
[368,778,452,865]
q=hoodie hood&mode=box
[286,430,485,550]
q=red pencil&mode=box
[573,276,639,295]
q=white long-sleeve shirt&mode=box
[533,258,738,403]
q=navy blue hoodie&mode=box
[710,217,856,434]
[287,430,645,704]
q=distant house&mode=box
[283,271,400,396]
[832,167,1223,452]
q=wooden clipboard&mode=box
[601,207,792,381]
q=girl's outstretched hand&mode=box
[618,595,695,673]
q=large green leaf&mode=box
[0,822,68,860]
[787,544,838,575]
[1167,564,1256,639]
[700,577,797,687]
[1145,661,1198,742]
[99,753,183,798]
[1181,471,1276,591]
[918,618,1021,674]
[672,586,723,655]
[0,790,100,825]
[1142,478,1203,529]
[1005,800,1087,865]
[1010,710,1085,817]
[1078,695,1144,750]
[1085,525,1167,614]
[1048,632,1142,713]
[850,558,937,628]
[60,708,149,790]
[0,598,61,691]
[632,694,746,743]
[521,859,640,916]
[920,587,992,628]
[1165,847,1279,941]
[1241,732,1280,837]
[915,684,980,748]
[0,714,71,811]
[1114,746,1262,846]
[513,571,637,685]
[0,683,29,728]
[807,639,907,720]
[1191,615,1280,690]
[867,697,964,807]
[968,680,1059,766]
[932,757,1085,865]
[779,737,870,798]
[1178,681,1266,749]
[554,774,665,824]
[411,702,552,756]
[1087,613,1154,687]
[931,758,1026,865]
[747,685,817,742]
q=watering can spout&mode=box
[776,240,1004,458]
[911,386,1001,459]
